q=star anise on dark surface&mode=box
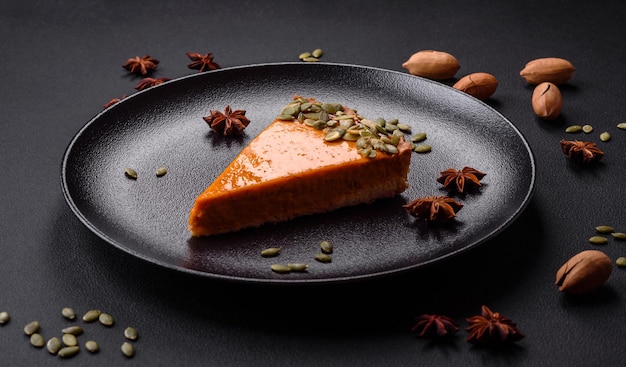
[466,305,525,346]
[411,314,460,338]
[134,77,172,91]
[122,55,159,76]
[103,95,126,109]
[560,139,604,163]
[186,52,221,72]
[437,166,486,193]
[403,195,463,223]
[203,106,251,136]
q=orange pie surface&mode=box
[188,101,413,237]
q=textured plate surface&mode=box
[61,62,535,284]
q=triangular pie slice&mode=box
[188,97,413,237]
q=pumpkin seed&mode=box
[611,232,626,240]
[342,132,360,141]
[302,56,319,62]
[62,333,78,347]
[397,123,411,132]
[277,114,295,121]
[582,124,593,133]
[413,144,432,153]
[600,131,611,142]
[595,225,615,234]
[617,122,626,130]
[124,327,139,341]
[121,342,135,358]
[30,333,45,348]
[62,326,84,335]
[287,263,309,272]
[270,264,292,273]
[99,313,115,327]
[82,310,101,322]
[385,124,399,132]
[616,257,626,267]
[61,307,76,320]
[565,125,582,133]
[320,240,333,254]
[312,48,323,58]
[85,340,99,353]
[385,144,399,154]
[261,247,281,257]
[0,311,9,325]
[58,346,80,358]
[324,129,345,141]
[24,321,40,335]
[124,167,138,179]
[47,337,62,355]
[298,52,311,60]
[156,167,167,177]
[411,133,427,142]
[315,253,332,263]
[321,103,342,114]
[589,236,608,245]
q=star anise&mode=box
[122,55,159,76]
[411,314,459,338]
[103,95,126,109]
[134,77,172,91]
[437,166,486,193]
[186,52,221,72]
[466,305,525,346]
[203,106,251,136]
[560,139,604,163]
[403,195,463,223]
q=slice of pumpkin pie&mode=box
[188,96,413,237]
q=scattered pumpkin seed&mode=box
[82,310,101,322]
[312,48,323,58]
[62,333,78,347]
[298,52,311,60]
[156,167,167,177]
[595,225,615,233]
[616,257,626,267]
[61,307,76,320]
[287,263,309,272]
[617,122,626,130]
[411,133,427,142]
[85,340,99,353]
[47,337,62,355]
[62,325,84,335]
[315,253,332,263]
[565,125,582,133]
[582,124,593,133]
[58,346,80,358]
[124,327,139,341]
[24,321,40,335]
[611,232,626,240]
[121,342,135,358]
[270,264,292,273]
[397,123,411,132]
[600,131,611,142]
[589,236,608,245]
[320,240,333,254]
[413,144,432,153]
[30,333,45,348]
[302,56,319,62]
[0,311,9,325]
[124,167,138,179]
[99,313,115,327]
[261,247,281,257]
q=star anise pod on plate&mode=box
[560,139,604,163]
[203,106,251,136]
[411,314,459,338]
[123,55,159,75]
[466,305,524,346]
[403,195,463,223]
[186,52,221,72]
[134,77,172,91]
[437,166,486,193]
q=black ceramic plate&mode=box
[61,62,535,284]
